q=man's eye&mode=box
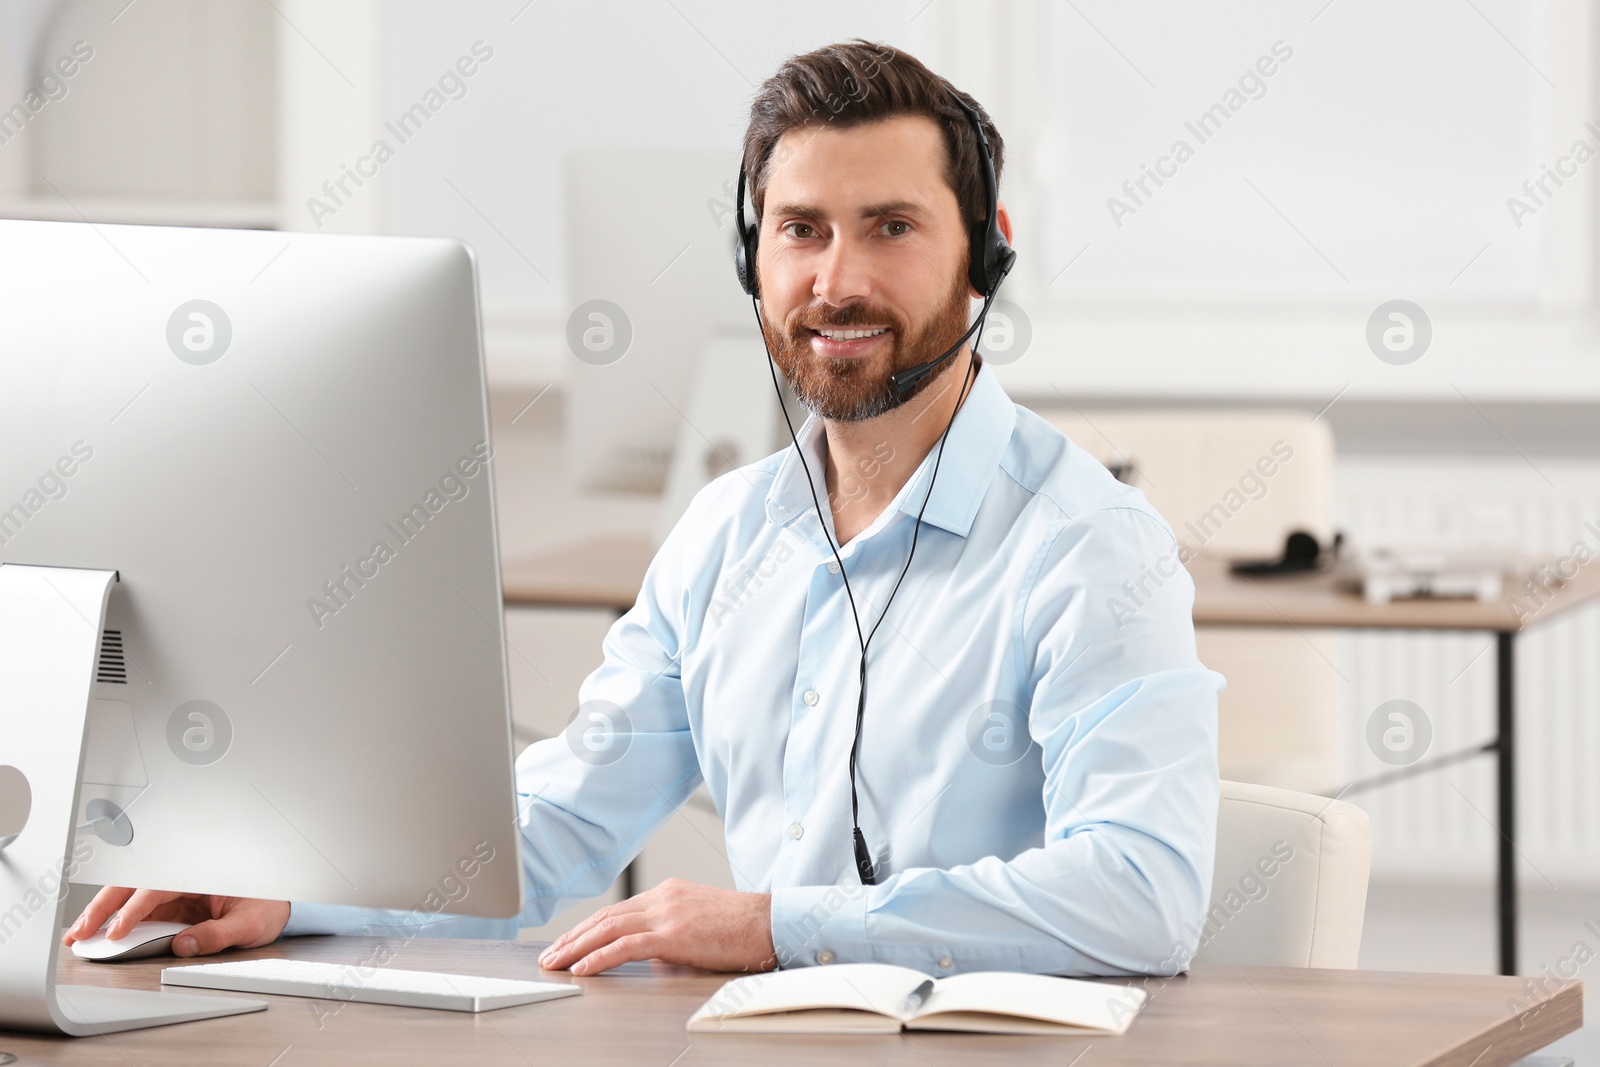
[784,223,817,239]
[881,220,910,236]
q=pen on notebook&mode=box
[902,979,934,1015]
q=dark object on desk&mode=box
[1107,458,1139,485]
[1230,530,1341,576]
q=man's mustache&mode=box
[792,308,901,332]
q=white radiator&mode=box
[1335,458,1600,882]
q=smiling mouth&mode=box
[810,327,890,341]
[806,326,893,358]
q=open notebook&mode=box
[687,963,1147,1035]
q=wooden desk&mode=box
[503,537,658,611]
[1,936,1578,1065]
[503,538,1600,975]
[502,538,1600,628]
[1185,552,1600,632]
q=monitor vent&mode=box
[96,629,127,685]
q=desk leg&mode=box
[1496,631,1517,976]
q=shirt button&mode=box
[826,560,840,574]
[816,950,835,965]
[937,956,954,970]
[803,689,819,706]
[788,822,804,840]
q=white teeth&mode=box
[817,328,888,341]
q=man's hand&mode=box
[539,878,776,975]
[62,886,289,957]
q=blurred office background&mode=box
[4,0,1596,1057]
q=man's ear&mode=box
[996,200,1014,247]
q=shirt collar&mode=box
[764,360,1016,540]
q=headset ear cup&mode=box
[733,163,759,298]
[968,227,1016,298]
[733,226,760,297]
[734,231,751,295]
[736,228,759,298]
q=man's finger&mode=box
[63,886,134,944]
[542,910,652,972]
[543,908,651,970]
[542,894,650,963]
[106,889,179,939]
[572,932,660,976]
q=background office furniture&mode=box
[655,335,805,545]
[0,934,1577,1065]
[503,538,658,612]
[1037,408,1341,795]
[1189,552,1600,975]
[1196,780,1371,969]
[563,149,753,496]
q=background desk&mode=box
[503,541,1600,976]
[1,936,1579,1065]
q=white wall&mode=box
[355,0,930,381]
[18,3,1595,396]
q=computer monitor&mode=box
[0,218,523,1033]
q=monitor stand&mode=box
[0,564,266,1035]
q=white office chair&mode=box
[1192,780,1372,969]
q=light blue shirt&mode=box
[286,360,1223,976]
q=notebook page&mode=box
[694,964,931,1021]
[912,972,1147,1035]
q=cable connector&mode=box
[852,827,877,885]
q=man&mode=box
[66,39,1221,978]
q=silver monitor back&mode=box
[0,219,522,917]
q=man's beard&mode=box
[763,271,974,423]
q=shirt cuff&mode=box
[279,901,519,941]
[280,900,352,937]
[770,884,868,968]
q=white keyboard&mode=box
[161,958,582,1013]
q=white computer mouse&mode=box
[70,920,191,962]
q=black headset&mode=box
[734,87,1014,885]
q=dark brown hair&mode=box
[742,38,1005,238]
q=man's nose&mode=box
[812,233,875,307]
